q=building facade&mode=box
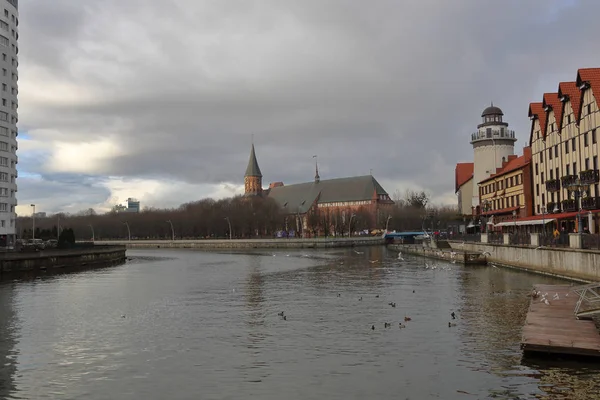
[243,144,394,236]
[0,0,17,247]
[478,147,533,229]
[529,68,600,233]
[455,162,473,216]
[470,105,517,209]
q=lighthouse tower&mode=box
[470,104,517,208]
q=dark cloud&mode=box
[14,0,600,213]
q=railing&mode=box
[561,174,579,188]
[582,234,600,250]
[582,197,600,210]
[452,233,481,243]
[539,233,569,247]
[580,169,600,185]
[488,232,503,244]
[509,233,531,245]
[545,179,561,192]
[562,199,577,212]
[471,129,516,142]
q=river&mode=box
[0,246,598,399]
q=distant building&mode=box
[126,198,140,213]
[455,162,474,216]
[243,144,395,236]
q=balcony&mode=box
[545,179,561,192]
[580,169,600,185]
[470,129,516,143]
[582,197,600,210]
[546,202,559,213]
[560,174,579,188]
[562,199,577,212]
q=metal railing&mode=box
[488,232,503,244]
[582,234,600,250]
[509,233,531,246]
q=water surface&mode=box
[0,246,598,399]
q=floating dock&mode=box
[521,284,600,358]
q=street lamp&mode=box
[481,200,490,233]
[385,215,392,232]
[123,221,131,241]
[540,205,546,236]
[564,177,591,233]
[88,224,95,242]
[348,213,356,237]
[224,217,232,240]
[30,204,35,239]
[166,220,175,241]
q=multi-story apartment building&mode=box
[0,0,17,247]
[530,68,600,233]
[478,147,533,229]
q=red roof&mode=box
[577,68,600,120]
[479,148,531,184]
[481,206,519,216]
[455,162,473,192]
[557,81,580,130]
[542,93,562,135]
[515,210,600,222]
[528,102,547,143]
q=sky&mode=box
[13,0,600,215]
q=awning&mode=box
[494,218,556,227]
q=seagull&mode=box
[448,322,457,327]
[553,293,560,300]
[398,323,406,329]
[482,251,492,256]
[354,250,364,255]
[278,311,285,316]
[544,299,550,305]
[451,312,456,320]
[369,260,379,264]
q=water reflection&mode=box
[0,283,18,399]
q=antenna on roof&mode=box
[370,169,373,175]
[491,101,494,107]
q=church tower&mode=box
[244,143,263,196]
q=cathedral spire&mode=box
[245,143,262,178]
[244,142,263,196]
[313,155,320,183]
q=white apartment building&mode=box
[529,68,600,233]
[0,0,18,247]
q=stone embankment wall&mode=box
[448,241,600,282]
[95,237,385,249]
[0,246,127,276]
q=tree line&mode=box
[17,190,460,241]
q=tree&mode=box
[404,190,429,209]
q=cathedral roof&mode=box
[244,144,262,177]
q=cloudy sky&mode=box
[14,0,600,215]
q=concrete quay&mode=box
[0,245,127,277]
[94,236,385,250]
[388,244,486,265]
[449,240,600,283]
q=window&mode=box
[0,172,7,181]
[565,140,569,153]
[536,183,539,196]
[585,132,589,147]
[555,145,558,157]
[550,170,553,179]
[4,10,8,18]
[0,111,7,121]
[535,163,539,175]
[594,129,597,144]
[585,158,590,171]
[541,172,544,182]
[595,156,598,171]
[0,128,7,137]
[566,165,570,175]
[587,104,591,115]
[0,203,6,212]
[555,168,559,181]
[549,148,552,160]
[542,194,545,206]
[572,138,576,151]
[573,162,577,175]
[0,35,7,47]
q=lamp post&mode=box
[481,200,490,233]
[123,222,131,241]
[564,177,590,234]
[30,204,35,239]
[540,205,546,236]
[166,220,175,241]
[88,224,95,242]
[348,213,356,237]
[224,217,232,240]
[385,215,392,232]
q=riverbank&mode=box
[94,236,385,249]
[388,244,486,265]
[0,245,127,277]
[448,240,600,283]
